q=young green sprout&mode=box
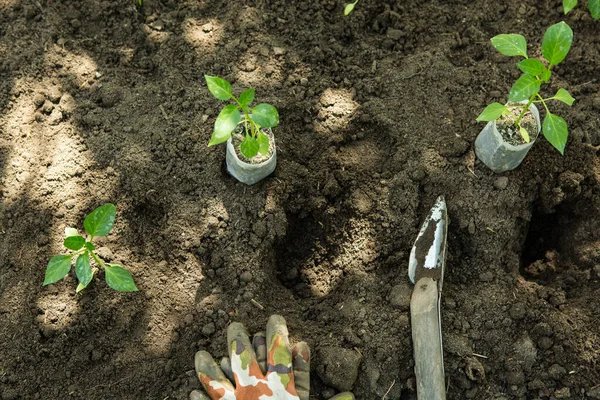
[477,22,575,155]
[43,204,137,293]
[563,0,600,19]
[344,0,360,15]
[204,75,279,159]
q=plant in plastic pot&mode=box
[204,75,279,185]
[475,22,575,173]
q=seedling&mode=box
[563,0,600,19]
[477,22,575,155]
[43,204,138,293]
[344,0,360,15]
[204,75,279,159]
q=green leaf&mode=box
[542,22,573,66]
[65,227,78,237]
[105,264,138,292]
[240,136,260,159]
[519,126,531,143]
[553,88,575,106]
[517,59,546,76]
[75,252,92,291]
[563,0,577,14]
[251,104,279,128]
[344,3,356,15]
[476,103,510,121]
[64,235,85,251]
[540,69,552,82]
[239,88,255,106]
[490,34,528,57]
[589,0,600,19]
[542,113,568,155]
[508,74,541,102]
[43,255,72,285]
[257,131,270,156]
[204,75,232,101]
[209,104,241,146]
[84,204,116,238]
[85,242,96,251]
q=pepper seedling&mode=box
[344,0,360,15]
[204,75,279,159]
[43,204,137,293]
[476,22,575,155]
[563,0,600,19]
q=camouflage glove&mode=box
[190,315,355,400]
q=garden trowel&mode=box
[408,196,448,400]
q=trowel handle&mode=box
[410,277,446,400]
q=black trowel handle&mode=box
[410,277,446,400]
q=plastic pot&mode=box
[474,102,541,173]
[225,132,276,185]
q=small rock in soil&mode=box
[548,363,567,380]
[527,378,545,390]
[41,101,54,114]
[553,387,571,398]
[101,85,122,108]
[322,176,341,198]
[47,87,63,103]
[201,322,216,336]
[149,20,165,31]
[508,303,526,320]
[513,335,537,371]
[388,283,411,311]
[91,349,102,361]
[316,347,361,392]
[240,271,253,283]
[479,271,493,282]
[386,28,403,41]
[48,109,63,125]
[33,93,46,108]
[537,336,553,350]
[532,322,552,337]
[65,199,77,210]
[494,177,509,190]
[58,93,76,114]
[273,47,286,56]
[95,246,114,262]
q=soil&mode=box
[1,1,600,399]
[497,105,538,146]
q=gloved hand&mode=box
[190,314,355,400]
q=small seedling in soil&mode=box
[43,204,138,293]
[477,22,575,155]
[563,0,600,19]
[204,75,279,159]
[344,0,360,15]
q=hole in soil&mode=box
[275,212,334,298]
[520,206,563,282]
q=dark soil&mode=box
[496,106,538,146]
[1,0,600,399]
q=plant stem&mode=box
[536,93,548,111]
[231,96,253,138]
[90,251,108,269]
[514,94,536,127]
